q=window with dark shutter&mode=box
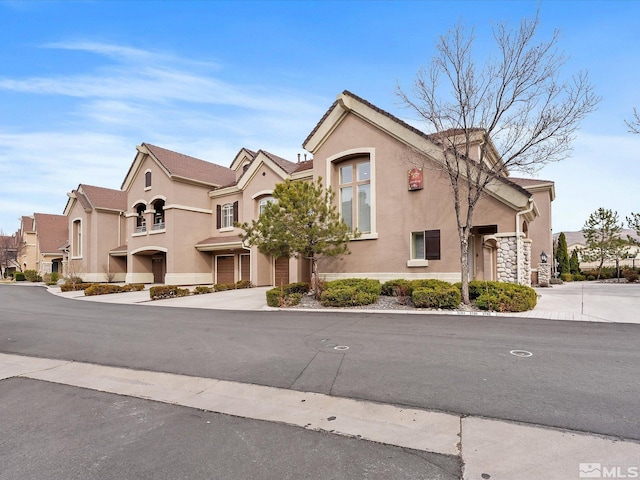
[425,229,441,260]
[145,171,152,188]
[216,204,221,229]
[233,201,239,223]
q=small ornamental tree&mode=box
[237,178,356,295]
[581,208,626,279]
[627,212,640,244]
[555,232,570,275]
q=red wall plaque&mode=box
[408,167,423,191]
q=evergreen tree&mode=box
[555,232,570,275]
[238,178,356,294]
[569,249,580,275]
[581,208,627,279]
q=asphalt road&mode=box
[1,285,639,440]
[1,377,460,480]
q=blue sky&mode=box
[1,0,638,235]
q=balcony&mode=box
[152,221,165,231]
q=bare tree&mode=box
[397,13,599,304]
[626,108,640,134]
[0,231,19,278]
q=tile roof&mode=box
[78,184,127,211]
[293,159,314,173]
[21,216,34,232]
[261,150,301,175]
[144,143,236,187]
[33,213,68,255]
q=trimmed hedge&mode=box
[412,284,461,309]
[266,282,310,307]
[149,285,190,300]
[84,284,145,296]
[14,272,25,281]
[194,286,214,295]
[214,280,253,292]
[60,282,95,292]
[382,278,452,297]
[473,282,537,312]
[320,278,381,307]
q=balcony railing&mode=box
[152,221,165,231]
[135,225,146,233]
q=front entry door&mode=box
[152,255,165,283]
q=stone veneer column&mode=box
[521,239,532,286]
[496,236,518,283]
[538,262,551,287]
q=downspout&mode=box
[515,198,535,284]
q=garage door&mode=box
[216,256,234,284]
[274,257,289,287]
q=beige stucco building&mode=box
[303,91,554,285]
[26,90,554,287]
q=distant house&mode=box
[63,184,128,282]
[32,213,68,276]
[17,216,37,272]
[0,233,19,277]
[303,91,554,285]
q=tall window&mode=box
[72,220,82,257]
[216,201,238,229]
[339,160,370,232]
[222,203,234,228]
[145,171,152,188]
[152,199,165,230]
[135,204,146,232]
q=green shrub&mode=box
[214,283,234,291]
[320,287,378,307]
[381,279,412,296]
[50,272,59,283]
[622,269,639,283]
[586,275,596,281]
[235,280,252,289]
[149,285,191,300]
[326,278,381,296]
[266,288,303,307]
[474,282,537,312]
[83,283,145,296]
[194,286,214,295]
[266,282,310,307]
[14,272,25,281]
[560,273,573,282]
[412,285,461,309]
[572,274,585,281]
[24,270,42,282]
[64,276,84,285]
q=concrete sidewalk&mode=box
[47,280,640,324]
[2,352,638,480]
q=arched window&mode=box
[145,171,152,188]
[152,199,165,230]
[135,204,146,232]
[258,196,275,216]
[338,158,371,233]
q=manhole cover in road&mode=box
[510,350,533,357]
[334,346,349,351]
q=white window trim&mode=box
[327,147,376,238]
[219,226,235,233]
[144,169,152,191]
[221,203,234,229]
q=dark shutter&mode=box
[216,205,221,229]
[233,201,239,223]
[425,230,441,260]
